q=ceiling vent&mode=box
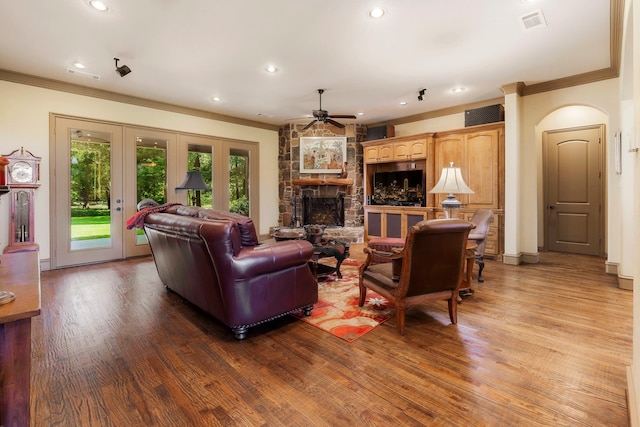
[520,9,547,30]
[66,68,101,80]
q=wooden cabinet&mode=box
[434,123,504,209]
[363,143,394,163]
[362,134,432,164]
[361,122,505,259]
[393,138,427,160]
[364,206,434,239]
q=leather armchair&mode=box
[359,219,474,335]
[142,205,318,339]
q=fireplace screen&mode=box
[302,195,345,227]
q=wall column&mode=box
[501,83,525,265]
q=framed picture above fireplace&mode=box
[300,137,347,174]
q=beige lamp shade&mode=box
[429,162,473,216]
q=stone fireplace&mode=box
[277,123,366,242]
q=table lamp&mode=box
[429,162,474,218]
[176,171,210,206]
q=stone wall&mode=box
[278,123,366,229]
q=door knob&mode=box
[548,205,555,209]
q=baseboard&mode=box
[619,275,634,291]
[606,261,619,275]
[502,253,521,265]
[502,252,539,266]
[521,252,539,264]
[628,366,638,427]
[40,258,51,271]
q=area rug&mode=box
[293,259,395,342]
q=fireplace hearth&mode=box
[302,194,345,227]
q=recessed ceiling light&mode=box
[451,87,466,93]
[369,8,385,18]
[73,62,86,69]
[211,96,221,102]
[265,65,278,73]
[357,112,365,116]
[89,0,108,11]
[400,101,407,106]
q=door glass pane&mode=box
[70,130,111,250]
[185,144,212,207]
[136,137,168,244]
[229,149,249,215]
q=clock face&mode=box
[11,161,33,183]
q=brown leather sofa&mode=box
[142,205,317,340]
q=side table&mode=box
[310,240,350,280]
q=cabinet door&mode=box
[378,144,394,162]
[363,145,379,163]
[433,135,465,207]
[394,139,427,160]
[434,135,464,172]
[363,143,393,163]
[464,130,499,208]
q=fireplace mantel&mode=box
[293,178,353,186]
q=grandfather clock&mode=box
[3,147,41,253]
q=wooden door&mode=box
[544,125,603,255]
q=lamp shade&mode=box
[176,171,211,191]
[429,163,474,195]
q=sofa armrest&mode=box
[230,240,314,278]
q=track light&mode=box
[418,88,426,101]
[114,57,131,77]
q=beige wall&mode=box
[0,80,280,262]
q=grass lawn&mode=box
[71,214,145,241]
[71,216,111,240]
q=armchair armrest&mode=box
[363,246,404,281]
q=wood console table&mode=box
[0,251,41,427]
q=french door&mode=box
[52,117,124,268]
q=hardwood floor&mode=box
[33,245,631,426]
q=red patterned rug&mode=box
[294,259,395,342]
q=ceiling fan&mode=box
[303,89,357,131]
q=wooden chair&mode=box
[358,219,474,335]
[468,209,493,282]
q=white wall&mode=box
[0,80,280,261]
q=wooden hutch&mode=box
[362,121,505,259]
